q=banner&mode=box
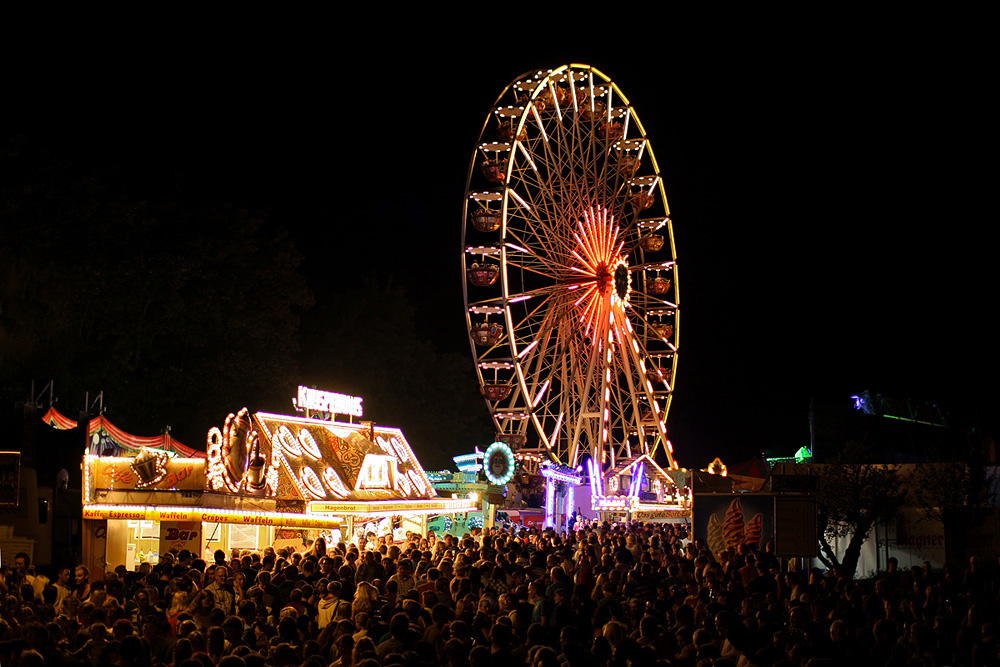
[309,499,477,514]
[160,521,201,554]
[83,505,342,529]
[87,458,205,491]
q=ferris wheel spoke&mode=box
[530,103,599,217]
[619,309,677,411]
[501,250,564,281]
[629,259,676,273]
[610,313,668,465]
[519,326,557,402]
[621,349,652,440]
[520,130,569,233]
[505,175,571,261]
[568,333,603,468]
[503,231,572,274]
[503,283,571,306]
[508,293,565,353]
[504,220,574,273]
[631,294,679,312]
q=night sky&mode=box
[7,23,994,470]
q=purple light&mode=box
[587,457,601,497]
[545,477,556,528]
[541,468,582,484]
[628,461,645,498]
[566,483,575,527]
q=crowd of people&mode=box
[1,522,999,667]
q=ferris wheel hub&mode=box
[595,263,612,295]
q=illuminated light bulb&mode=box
[407,469,428,495]
[276,425,302,458]
[297,429,323,459]
[322,467,351,499]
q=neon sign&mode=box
[294,386,363,417]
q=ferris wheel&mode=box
[462,64,680,472]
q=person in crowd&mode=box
[72,565,91,602]
[204,563,237,616]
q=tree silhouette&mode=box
[0,136,312,447]
[817,440,906,578]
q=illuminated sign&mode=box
[80,499,478,526]
[453,450,483,473]
[593,496,631,510]
[83,505,340,529]
[256,413,433,501]
[309,498,478,514]
[86,457,205,494]
[539,465,583,484]
[295,386,363,417]
[633,508,690,519]
[204,409,436,503]
[483,442,514,485]
[357,454,397,490]
[705,457,728,476]
[160,522,200,553]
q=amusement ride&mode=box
[462,64,681,484]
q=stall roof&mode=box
[43,406,205,458]
[207,410,436,503]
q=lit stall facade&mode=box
[43,406,211,575]
[427,450,489,536]
[540,463,583,531]
[587,453,692,522]
[81,447,211,575]
[427,443,550,534]
[79,390,475,574]
[206,406,474,545]
[80,437,340,572]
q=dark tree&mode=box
[816,440,905,579]
[912,431,999,563]
[0,136,312,447]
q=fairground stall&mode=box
[44,406,209,576]
[427,444,556,534]
[426,450,490,536]
[78,388,475,576]
[586,453,692,523]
